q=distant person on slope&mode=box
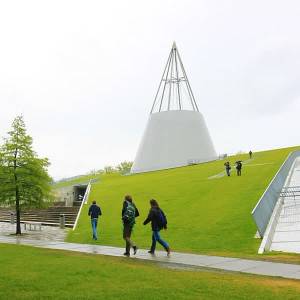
[122,195,139,257]
[224,161,231,177]
[143,199,171,256]
[249,150,253,159]
[235,161,243,176]
[88,200,102,240]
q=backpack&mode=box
[157,209,167,229]
[123,202,136,225]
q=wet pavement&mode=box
[0,222,68,242]
[1,234,300,280]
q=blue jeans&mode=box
[91,218,98,240]
[151,230,169,252]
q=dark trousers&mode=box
[237,169,242,176]
[225,168,230,176]
[123,223,135,254]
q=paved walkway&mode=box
[0,222,67,242]
[271,157,300,253]
[1,235,300,280]
[208,158,273,180]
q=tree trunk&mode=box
[15,185,21,235]
[13,142,21,235]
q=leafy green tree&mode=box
[103,165,116,174]
[0,116,53,234]
[116,161,133,174]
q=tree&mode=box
[116,161,133,174]
[103,166,116,174]
[0,116,53,234]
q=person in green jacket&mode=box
[121,195,139,257]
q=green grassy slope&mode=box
[53,173,102,189]
[67,146,300,257]
[1,244,300,300]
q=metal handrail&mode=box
[72,180,92,230]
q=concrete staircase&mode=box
[0,206,80,228]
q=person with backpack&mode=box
[236,160,243,176]
[121,195,139,257]
[224,161,231,177]
[143,199,170,256]
[88,200,102,240]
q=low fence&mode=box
[251,150,300,237]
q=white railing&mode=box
[72,180,92,230]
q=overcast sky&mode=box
[0,0,299,179]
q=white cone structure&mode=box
[131,43,217,173]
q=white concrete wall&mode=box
[131,110,217,173]
[55,186,74,207]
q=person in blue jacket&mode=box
[88,200,102,240]
[143,199,170,256]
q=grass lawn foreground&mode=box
[0,243,300,300]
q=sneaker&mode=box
[123,252,130,257]
[133,246,138,255]
[148,250,155,254]
[166,247,171,257]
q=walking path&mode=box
[271,157,300,253]
[1,235,300,280]
[208,158,273,180]
[0,222,67,242]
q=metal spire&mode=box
[150,42,199,114]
